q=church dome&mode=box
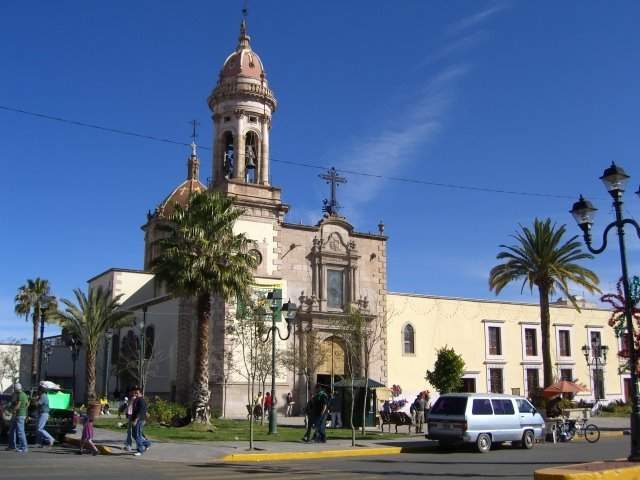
[219,19,266,83]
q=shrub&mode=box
[147,397,187,424]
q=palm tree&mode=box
[489,218,601,387]
[55,286,132,403]
[153,190,257,423]
[14,278,53,384]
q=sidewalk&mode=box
[65,425,425,463]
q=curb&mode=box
[64,436,113,455]
[535,460,640,480]
[221,445,436,462]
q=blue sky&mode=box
[2,1,640,341]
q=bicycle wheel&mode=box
[584,424,600,443]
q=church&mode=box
[80,16,625,416]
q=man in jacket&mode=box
[131,388,151,456]
[36,385,55,447]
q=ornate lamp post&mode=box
[570,162,640,461]
[67,336,81,405]
[261,290,297,434]
[581,343,609,401]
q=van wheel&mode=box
[521,430,534,449]
[476,433,492,453]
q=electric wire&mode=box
[0,104,595,200]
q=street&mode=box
[0,437,629,480]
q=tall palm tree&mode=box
[55,286,132,403]
[153,190,256,423]
[14,278,53,384]
[489,218,600,387]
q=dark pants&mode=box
[314,413,327,442]
[303,414,315,441]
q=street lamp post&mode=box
[43,344,53,380]
[581,343,609,401]
[103,331,114,399]
[261,291,297,435]
[67,337,81,405]
[138,307,147,393]
[570,162,640,461]
[37,296,55,386]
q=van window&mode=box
[472,399,493,415]
[430,396,467,415]
[516,399,535,414]
[491,399,515,415]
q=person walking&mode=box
[329,391,343,428]
[78,412,99,455]
[7,383,29,454]
[312,385,329,443]
[132,388,151,456]
[123,388,136,451]
[263,392,273,418]
[285,392,294,417]
[301,397,315,442]
[36,385,55,447]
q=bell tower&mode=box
[208,17,278,190]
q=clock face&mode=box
[249,249,262,266]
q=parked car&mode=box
[0,390,78,442]
[426,393,545,453]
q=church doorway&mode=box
[316,336,346,393]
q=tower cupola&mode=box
[208,17,277,187]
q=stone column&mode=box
[260,119,270,185]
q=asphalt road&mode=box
[0,437,631,480]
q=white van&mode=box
[426,393,545,453]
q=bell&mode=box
[246,156,256,170]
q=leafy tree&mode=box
[14,278,54,384]
[489,218,600,387]
[55,287,132,403]
[425,346,465,393]
[152,190,256,423]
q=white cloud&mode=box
[446,2,510,37]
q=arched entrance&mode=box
[316,336,346,392]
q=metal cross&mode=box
[190,119,200,144]
[320,167,347,216]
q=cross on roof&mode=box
[320,167,347,216]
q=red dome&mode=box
[219,20,266,82]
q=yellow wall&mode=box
[386,293,625,402]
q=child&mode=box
[78,413,99,456]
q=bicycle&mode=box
[556,417,600,443]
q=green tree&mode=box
[14,278,54,385]
[425,346,465,393]
[489,218,600,387]
[152,190,256,424]
[55,286,132,403]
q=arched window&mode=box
[403,324,415,354]
[222,131,234,178]
[245,131,259,183]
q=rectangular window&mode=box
[622,333,632,357]
[460,378,476,393]
[327,269,344,308]
[559,330,571,357]
[430,397,468,415]
[488,327,502,356]
[560,368,573,382]
[526,369,540,394]
[489,368,503,393]
[525,328,538,356]
[472,399,493,415]
[516,399,535,414]
[590,331,602,348]
[491,399,515,415]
